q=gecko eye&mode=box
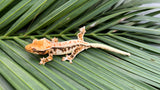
[32,48,37,51]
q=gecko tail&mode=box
[88,43,131,56]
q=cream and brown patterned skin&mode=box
[25,26,130,65]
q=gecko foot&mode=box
[62,55,73,64]
[39,55,53,65]
[39,57,48,65]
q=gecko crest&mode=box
[25,26,130,65]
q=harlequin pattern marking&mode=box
[25,26,130,65]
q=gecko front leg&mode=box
[62,45,89,63]
[39,50,54,65]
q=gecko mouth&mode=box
[31,48,47,55]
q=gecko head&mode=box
[25,38,51,55]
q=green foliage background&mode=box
[0,0,160,89]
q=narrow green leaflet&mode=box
[43,0,99,35]
[128,15,160,23]
[0,49,48,89]
[0,0,13,11]
[0,74,14,90]
[60,0,119,34]
[25,0,78,35]
[0,0,32,29]
[4,0,54,36]
[110,24,160,35]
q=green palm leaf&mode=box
[0,0,160,89]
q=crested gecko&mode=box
[25,26,130,65]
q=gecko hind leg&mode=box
[62,46,89,63]
[77,26,86,41]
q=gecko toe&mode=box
[62,57,67,61]
[39,57,47,65]
[62,56,73,64]
[69,60,73,64]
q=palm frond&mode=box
[0,0,160,89]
